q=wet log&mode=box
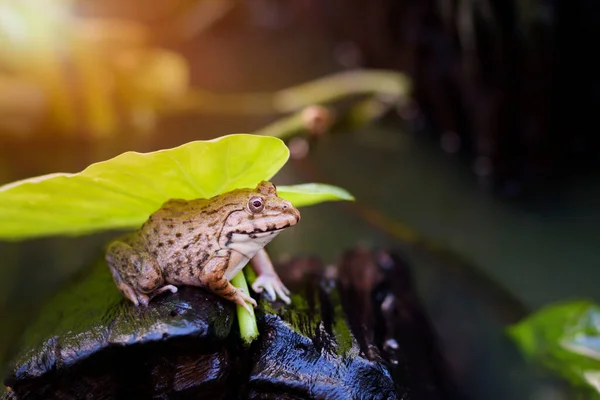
[3,259,238,399]
[3,248,457,399]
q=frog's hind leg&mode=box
[201,253,257,313]
[107,260,142,306]
[106,241,177,306]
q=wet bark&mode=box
[4,248,457,399]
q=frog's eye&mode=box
[248,196,265,213]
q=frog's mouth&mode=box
[233,225,288,240]
[223,210,299,254]
[226,228,285,258]
[249,223,293,235]
[233,211,299,236]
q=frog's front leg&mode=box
[106,241,177,306]
[201,252,257,313]
[249,249,291,304]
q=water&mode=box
[309,126,600,310]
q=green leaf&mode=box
[278,183,354,207]
[508,300,600,398]
[0,134,352,240]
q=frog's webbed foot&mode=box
[137,293,151,307]
[137,285,178,306]
[232,289,258,314]
[252,275,291,304]
[250,249,291,304]
[154,284,178,295]
[116,277,144,307]
[112,276,151,307]
[128,286,177,307]
[203,255,257,312]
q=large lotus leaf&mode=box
[0,134,353,240]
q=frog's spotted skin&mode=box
[106,181,300,311]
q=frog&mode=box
[105,180,300,312]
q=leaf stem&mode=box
[166,70,411,129]
[273,69,411,112]
[231,267,259,346]
[253,70,411,140]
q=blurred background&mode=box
[1,0,599,399]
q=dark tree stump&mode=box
[3,248,457,399]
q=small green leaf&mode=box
[278,183,354,207]
[0,134,353,240]
[508,300,600,398]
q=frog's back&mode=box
[146,198,212,223]
[138,198,221,261]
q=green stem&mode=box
[253,110,307,138]
[253,97,399,141]
[253,70,411,140]
[164,69,411,119]
[273,69,411,112]
[244,264,258,285]
[231,267,259,346]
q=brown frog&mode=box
[106,181,300,311]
